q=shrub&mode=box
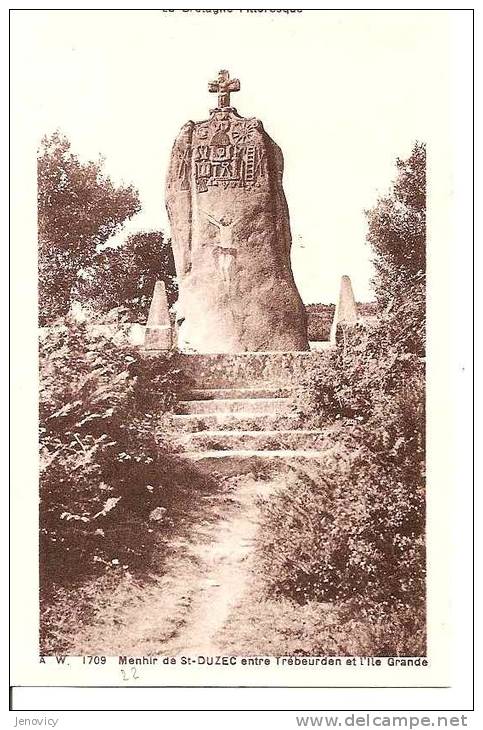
[270,317,425,616]
[305,305,334,341]
[304,303,379,342]
[257,144,426,650]
[312,603,426,657]
[295,321,424,425]
[257,418,425,613]
[39,317,182,584]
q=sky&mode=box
[11,10,451,303]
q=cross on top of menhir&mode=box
[208,69,240,109]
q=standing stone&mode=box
[165,69,309,354]
[144,280,172,350]
[330,275,358,343]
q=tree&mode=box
[366,142,426,354]
[75,231,178,322]
[38,132,141,325]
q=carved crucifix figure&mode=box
[202,210,243,287]
[208,69,240,108]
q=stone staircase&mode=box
[156,352,332,473]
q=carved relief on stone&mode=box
[210,120,231,146]
[231,120,258,145]
[201,211,243,288]
[176,145,192,190]
[197,124,210,140]
[190,116,268,193]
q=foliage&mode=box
[306,302,378,317]
[306,311,333,342]
[305,303,334,343]
[305,303,378,342]
[258,409,425,612]
[367,141,426,355]
[75,231,178,322]
[368,143,425,285]
[38,132,141,325]
[256,143,426,652]
[259,331,426,649]
[40,458,225,655]
[39,318,181,584]
[297,321,424,427]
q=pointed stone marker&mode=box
[144,281,172,350]
[330,275,358,344]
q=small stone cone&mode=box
[144,281,172,350]
[330,275,358,344]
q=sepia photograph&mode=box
[9,8,473,702]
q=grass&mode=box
[216,577,426,657]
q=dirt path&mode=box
[67,476,278,657]
[162,478,268,655]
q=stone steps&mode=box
[161,429,327,452]
[174,449,326,476]
[180,449,324,460]
[167,413,304,433]
[156,351,332,471]
[180,386,292,400]
[177,397,293,415]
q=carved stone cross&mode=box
[208,69,240,108]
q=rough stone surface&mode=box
[144,280,172,350]
[172,351,329,388]
[166,102,309,354]
[330,275,358,343]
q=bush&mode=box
[305,305,334,341]
[304,303,379,342]
[265,317,425,607]
[295,320,424,425]
[257,339,425,657]
[257,432,425,611]
[313,603,426,657]
[39,317,182,584]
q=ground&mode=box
[41,472,269,655]
[41,466,346,657]
[39,348,424,659]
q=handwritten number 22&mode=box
[121,667,139,681]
